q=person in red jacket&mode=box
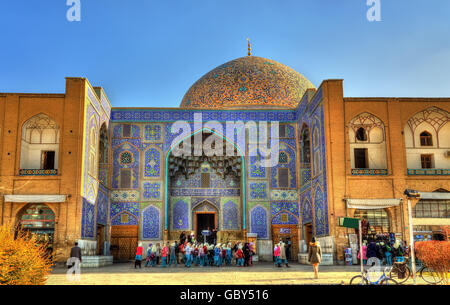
[135,243,143,269]
[161,242,169,267]
[236,245,244,267]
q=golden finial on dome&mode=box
[247,37,251,56]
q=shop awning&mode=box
[418,192,450,200]
[346,198,402,209]
[3,195,67,203]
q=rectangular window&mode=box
[281,213,289,222]
[120,169,132,188]
[421,154,433,169]
[42,151,55,170]
[122,124,131,138]
[278,168,289,188]
[354,148,368,169]
[279,125,286,138]
[201,173,210,188]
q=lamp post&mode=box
[404,189,419,285]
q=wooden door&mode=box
[272,225,299,260]
[110,225,138,262]
[96,225,104,255]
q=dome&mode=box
[180,56,315,109]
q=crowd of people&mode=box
[134,232,256,269]
[357,239,408,265]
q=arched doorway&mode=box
[165,127,245,241]
[17,203,55,256]
[193,200,218,243]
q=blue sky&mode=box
[1,0,449,107]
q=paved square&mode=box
[47,263,431,285]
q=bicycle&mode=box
[389,256,443,284]
[350,266,398,285]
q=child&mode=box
[236,244,244,267]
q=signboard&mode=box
[279,228,291,234]
[338,217,360,229]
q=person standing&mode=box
[135,243,143,269]
[185,242,192,267]
[367,241,377,260]
[274,243,281,267]
[357,242,367,265]
[68,242,82,269]
[145,243,152,267]
[236,244,244,267]
[243,242,250,267]
[180,231,186,245]
[286,239,291,261]
[211,228,217,245]
[150,244,157,267]
[279,241,290,267]
[161,242,169,267]
[308,237,322,279]
[169,242,177,267]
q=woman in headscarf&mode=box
[214,243,221,267]
[169,241,177,267]
[274,243,281,267]
[184,242,192,268]
[236,243,244,267]
[357,241,367,265]
[367,241,377,260]
[308,237,322,279]
[150,243,158,267]
[248,242,254,266]
[145,243,152,267]
[392,240,404,259]
[243,242,250,267]
[135,242,143,269]
[279,241,289,267]
[155,243,161,265]
[226,242,232,266]
[161,242,169,267]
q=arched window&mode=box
[120,151,133,164]
[279,151,288,164]
[356,127,367,141]
[354,209,390,233]
[20,114,59,174]
[419,131,433,146]
[19,204,55,248]
[98,123,109,185]
[300,125,310,164]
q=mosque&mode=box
[0,44,449,265]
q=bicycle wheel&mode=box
[389,264,410,284]
[349,275,368,285]
[420,266,443,284]
[380,278,398,285]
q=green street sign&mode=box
[339,217,360,229]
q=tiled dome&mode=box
[180,56,315,109]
